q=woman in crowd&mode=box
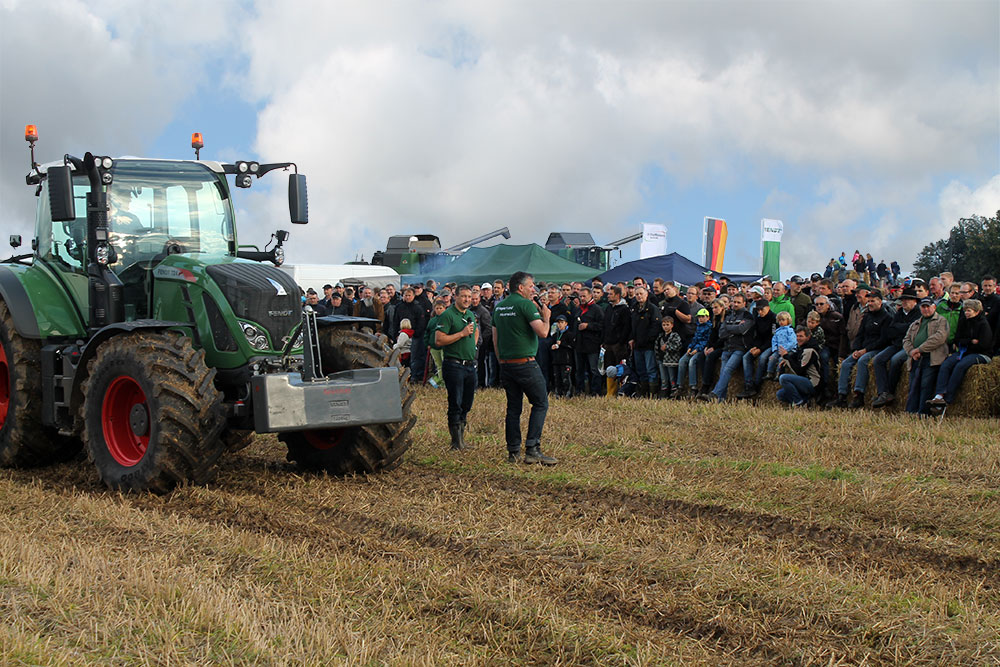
[927,299,993,411]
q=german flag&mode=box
[704,217,728,271]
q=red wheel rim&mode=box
[101,375,150,466]
[0,343,9,430]
[303,429,346,451]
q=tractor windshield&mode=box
[108,160,235,271]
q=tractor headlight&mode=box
[273,245,284,266]
[95,244,109,265]
[240,322,270,350]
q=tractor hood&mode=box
[153,255,302,351]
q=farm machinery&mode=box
[0,127,414,492]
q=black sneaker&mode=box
[524,447,558,466]
[825,394,848,408]
[849,392,865,409]
[507,451,521,464]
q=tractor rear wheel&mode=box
[80,331,225,492]
[0,299,81,466]
[281,328,415,474]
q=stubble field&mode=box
[2,387,999,665]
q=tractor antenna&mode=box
[191,132,204,160]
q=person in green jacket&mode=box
[769,280,796,326]
[423,299,447,388]
[936,283,963,344]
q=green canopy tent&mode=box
[417,243,597,286]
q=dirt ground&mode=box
[3,387,999,665]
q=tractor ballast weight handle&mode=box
[82,153,124,332]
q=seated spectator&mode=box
[902,298,951,415]
[678,308,712,398]
[697,299,728,397]
[871,287,921,407]
[927,299,993,412]
[738,299,776,398]
[936,283,963,343]
[775,326,821,406]
[765,311,796,381]
[699,293,754,402]
[828,289,891,409]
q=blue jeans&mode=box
[658,363,678,389]
[837,350,879,395]
[776,374,815,405]
[906,356,938,415]
[410,335,427,384]
[536,337,552,392]
[443,358,477,426]
[632,348,658,384]
[678,351,702,388]
[500,360,548,453]
[575,349,602,395]
[711,350,744,399]
[873,345,907,395]
[935,353,991,403]
[742,349,764,388]
[819,346,832,387]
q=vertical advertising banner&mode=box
[640,223,667,259]
[760,218,783,280]
[702,217,728,271]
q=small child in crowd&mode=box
[424,299,448,387]
[394,318,413,366]
[550,314,575,397]
[655,315,684,397]
[678,308,712,397]
[766,311,796,380]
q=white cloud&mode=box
[938,174,1000,235]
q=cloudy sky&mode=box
[2,0,997,277]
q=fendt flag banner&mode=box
[760,218,783,280]
[640,223,667,259]
[702,217,728,271]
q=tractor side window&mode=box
[36,179,88,272]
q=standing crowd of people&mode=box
[302,263,998,458]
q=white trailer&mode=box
[279,264,401,292]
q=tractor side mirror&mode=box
[9,235,21,249]
[288,173,308,224]
[47,165,76,222]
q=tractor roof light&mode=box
[192,132,203,159]
[25,125,38,142]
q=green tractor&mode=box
[0,127,415,492]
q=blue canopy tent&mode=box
[597,252,763,286]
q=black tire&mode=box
[281,328,415,474]
[0,299,81,466]
[79,331,225,493]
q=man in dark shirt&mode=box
[658,281,691,345]
[601,285,632,393]
[828,289,892,408]
[575,287,604,395]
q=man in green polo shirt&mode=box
[492,271,558,465]
[435,285,478,451]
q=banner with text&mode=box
[640,223,668,259]
[760,218,783,280]
[702,217,728,271]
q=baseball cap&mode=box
[810,273,822,281]
[697,308,710,317]
[330,292,342,299]
[749,285,765,296]
[856,281,871,291]
[867,289,883,299]
[789,275,805,284]
[554,314,568,322]
[335,281,345,288]
[755,300,771,309]
[481,282,492,289]
[702,270,713,276]
[323,283,333,290]
[919,297,935,307]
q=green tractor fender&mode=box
[0,263,87,340]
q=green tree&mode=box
[914,211,1000,282]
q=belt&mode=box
[499,356,535,364]
[444,357,476,366]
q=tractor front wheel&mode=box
[281,328,415,474]
[80,332,225,492]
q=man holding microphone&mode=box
[434,285,478,451]
[492,272,558,465]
